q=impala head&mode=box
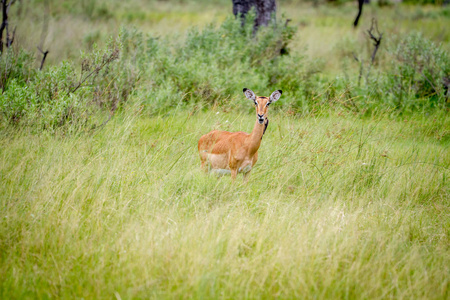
[243,88,282,124]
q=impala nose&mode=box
[257,114,264,124]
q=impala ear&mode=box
[269,90,282,103]
[243,88,256,101]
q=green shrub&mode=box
[2,12,449,132]
[130,13,320,114]
[332,31,449,115]
[0,49,35,92]
[0,79,35,123]
[0,39,124,130]
[385,33,449,111]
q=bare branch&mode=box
[366,18,383,83]
[367,18,382,64]
[37,0,50,70]
[37,46,49,70]
[68,48,119,96]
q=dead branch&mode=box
[367,18,382,64]
[68,48,119,96]
[366,18,382,82]
[37,0,49,70]
[37,46,48,70]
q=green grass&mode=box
[1,108,448,298]
[2,1,450,298]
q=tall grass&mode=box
[0,108,448,298]
[1,1,449,298]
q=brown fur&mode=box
[198,89,281,182]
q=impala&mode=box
[198,88,282,182]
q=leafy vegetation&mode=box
[386,32,450,110]
[2,13,448,130]
[0,0,449,299]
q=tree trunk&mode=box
[0,0,9,53]
[232,0,277,29]
[353,0,364,27]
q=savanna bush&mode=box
[0,49,35,91]
[334,32,449,115]
[133,13,322,114]
[385,32,449,111]
[2,14,449,132]
[0,39,131,130]
[133,15,449,116]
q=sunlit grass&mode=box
[1,108,448,298]
[2,1,449,298]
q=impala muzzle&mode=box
[257,114,265,124]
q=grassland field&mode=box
[1,0,450,299]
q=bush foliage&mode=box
[386,33,450,110]
[0,14,449,131]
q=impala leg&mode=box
[243,171,251,184]
[201,160,210,173]
[201,151,216,174]
[199,150,209,173]
[231,169,237,182]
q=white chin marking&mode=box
[210,169,231,176]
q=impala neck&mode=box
[248,118,267,154]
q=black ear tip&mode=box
[278,90,282,94]
[243,88,248,93]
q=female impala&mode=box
[198,88,282,182]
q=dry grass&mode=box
[1,1,449,298]
[1,108,448,298]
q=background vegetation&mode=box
[0,0,449,298]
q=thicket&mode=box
[0,13,449,131]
